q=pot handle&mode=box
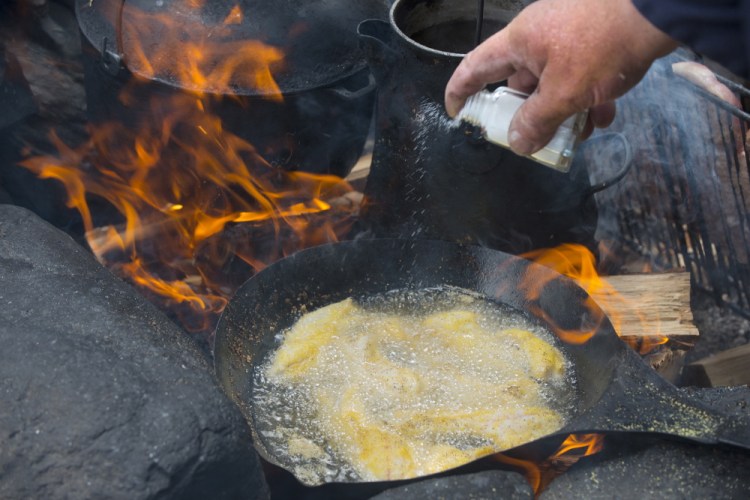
[326,72,377,101]
[536,132,633,214]
[358,19,402,80]
[581,132,633,198]
[99,0,127,76]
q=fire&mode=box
[517,244,613,344]
[492,453,542,493]
[20,3,358,339]
[521,243,669,351]
[223,5,243,25]
[492,433,605,495]
[554,433,605,457]
[120,1,284,97]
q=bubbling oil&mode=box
[251,287,577,485]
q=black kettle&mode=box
[357,0,630,254]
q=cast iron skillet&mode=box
[213,238,750,489]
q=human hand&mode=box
[445,0,678,155]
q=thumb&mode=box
[508,90,582,156]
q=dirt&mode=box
[687,288,750,364]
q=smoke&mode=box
[588,49,750,276]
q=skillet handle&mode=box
[566,348,750,452]
[326,72,377,101]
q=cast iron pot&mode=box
[213,238,750,495]
[357,0,630,254]
[74,0,388,177]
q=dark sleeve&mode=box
[631,0,750,78]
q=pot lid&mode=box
[76,0,388,95]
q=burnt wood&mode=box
[0,45,36,130]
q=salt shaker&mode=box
[456,87,588,172]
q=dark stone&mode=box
[0,185,11,204]
[540,437,750,499]
[0,45,37,130]
[0,205,268,499]
[370,471,533,500]
[0,0,89,234]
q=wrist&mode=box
[623,0,679,61]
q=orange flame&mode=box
[223,5,243,25]
[492,433,605,496]
[553,433,605,457]
[20,19,357,337]
[518,244,612,344]
[492,453,542,493]
[521,243,669,351]
[120,1,284,97]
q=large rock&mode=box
[0,205,268,499]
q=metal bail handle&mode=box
[475,0,486,47]
[100,38,124,76]
[100,0,127,76]
[535,132,634,214]
[581,132,633,197]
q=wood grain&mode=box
[594,272,698,343]
[683,342,750,387]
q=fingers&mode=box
[508,86,586,155]
[581,102,616,140]
[507,68,539,94]
[444,30,517,117]
[590,101,616,128]
[510,95,618,154]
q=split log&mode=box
[595,272,697,381]
[596,272,698,346]
[683,342,750,387]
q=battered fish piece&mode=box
[260,293,573,483]
[503,328,566,380]
[267,298,355,379]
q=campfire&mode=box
[18,0,372,339]
[2,0,750,498]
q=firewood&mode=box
[594,272,698,346]
[595,273,697,379]
[682,342,750,387]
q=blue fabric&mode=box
[632,0,749,78]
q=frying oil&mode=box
[251,287,577,485]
